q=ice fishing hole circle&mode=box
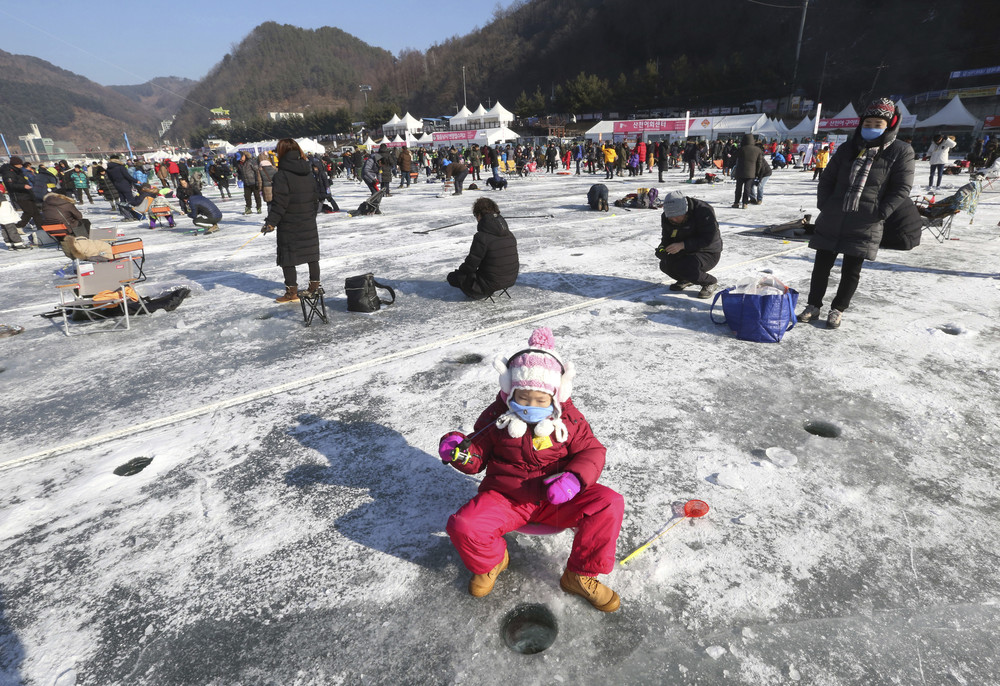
[501,603,558,654]
[937,324,962,336]
[803,420,842,438]
[114,457,153,476]
[453,353,483,364]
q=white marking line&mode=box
[0,244,806,473]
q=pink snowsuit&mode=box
[446,393,624,576]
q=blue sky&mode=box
[0,1,517,86]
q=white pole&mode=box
[684,110,690,138]
[813,102,822,136]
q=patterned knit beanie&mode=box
[862,98,898,128]
[492,327,576,441]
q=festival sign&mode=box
[985,116,1000,129]
[613,119,694,133]
[818,114,917,130]
[432,129,482,143]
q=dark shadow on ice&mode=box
[0,587,25,685]
[517,271,660,299]
[863,261,998,280]
[174,268,280,299]
[377,278,470,302]
[283,414,480,570]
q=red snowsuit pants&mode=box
[446,486,624,576]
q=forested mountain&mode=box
[397,0,999,117]
[5,0,1000,151]
[110,77,196,123]
[170,22,395,141]
[0,49,160,151]
[176,0,999,144]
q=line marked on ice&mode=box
[0,243,806,472]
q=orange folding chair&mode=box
[110,237,146,281]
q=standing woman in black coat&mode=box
[797,98,915,329]
[261,139,321,304]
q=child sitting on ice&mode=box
[440,327,624,612]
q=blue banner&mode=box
[950,65,1000,79]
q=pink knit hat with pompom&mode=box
[494,327,574,407]
[493,327,576,440]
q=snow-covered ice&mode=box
[1,163,999,685]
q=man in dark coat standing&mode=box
[657,141,670,182]
[261,139,321,304]
[732,133,762,208]
[1,157,44,230]
[106,155,140,206]
[797,98,914,329]
[447,197,519,300]
[655,190,723,299]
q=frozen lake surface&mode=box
[1,162,999,685]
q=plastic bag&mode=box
[732,274,789,296]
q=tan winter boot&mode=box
[560,569,620,612]
[469,549,509,598]
[304,280,322,296]
[275,286,299,303]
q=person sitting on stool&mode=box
[655,190,723,299]
[447,197,519,300]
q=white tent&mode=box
[466,104,488,129]
[382,113,401,133]
[146,149,175,161]
[235,139,277,153]
[484,126,521,145]
[583,120,616,142]
[397,112,423,135]
[485,102,515,127]
[916,96,979,128]
[363,136,376,148]
[450,105,472,130]
[831,103,859,120]
[787,116,814,136]
[715,114,767,135]
[894,100,913,119]
[297,138,325,155]
[753,118,783,138]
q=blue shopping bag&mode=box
[710,287,799,342]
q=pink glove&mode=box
[438,431,466,463]
[544,472,580,504]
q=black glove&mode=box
[654,244,666,258]
[261,223,275,234]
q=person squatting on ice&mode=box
[441,327,624,612]
[655,190,723,299]
[797,98,915,330]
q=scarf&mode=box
[842,129,898,213]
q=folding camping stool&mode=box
[110,237,146,281]
[148,205,175,229]
[299,287,328,326]
[55,258,148,335]
[39,223,70,245]
[487,288,512,304]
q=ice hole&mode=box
[803,420,842,438]
[114,457,153,476]
[501,603,558,655]
[452,353,483,364]
[937,324,962,336]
